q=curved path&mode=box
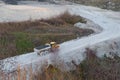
[0,4,120,74]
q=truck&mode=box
[34,42,59,56]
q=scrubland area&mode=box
[1,49,120,80]
[32,50,120,80]
[0,12,94,59]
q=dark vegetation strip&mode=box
[67,0,120,11]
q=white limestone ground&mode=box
[0,4,67,22]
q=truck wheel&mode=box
[37,52,40,55]
[45,51,49,54]
[40,52,43,56]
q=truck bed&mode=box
[34,45,51,55]
[35,45,50,50]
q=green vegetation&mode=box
[14,32,34,54]
[0,12,94,59]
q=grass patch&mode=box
[14,32,34,54]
